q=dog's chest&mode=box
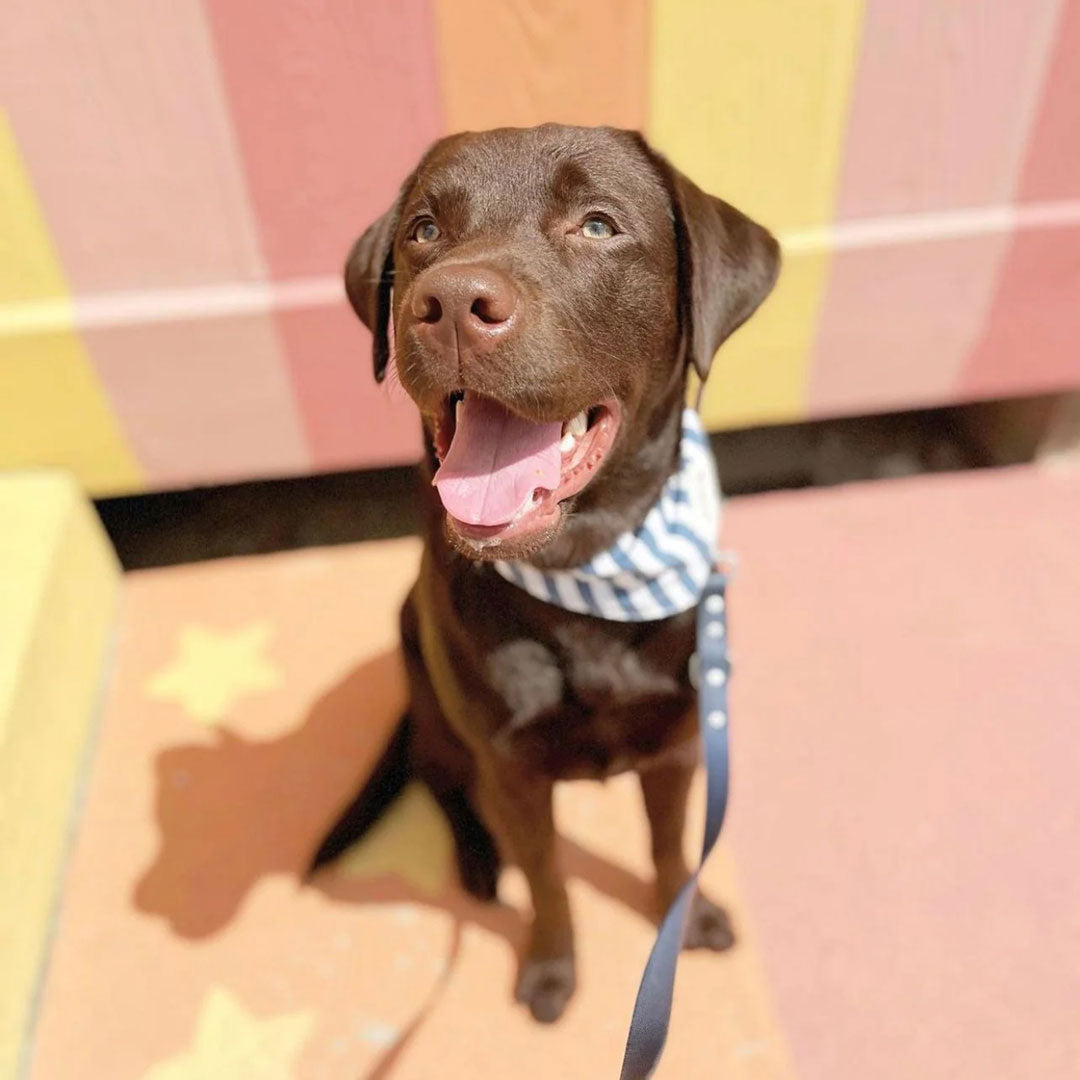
[484,617,696,777]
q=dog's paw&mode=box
[683,893,736,952]
[515,955,576,1023]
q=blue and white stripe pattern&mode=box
[494,409,720,622]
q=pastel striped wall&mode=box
[0,114,143,495]
[1,0,1078,496]
[959,0,1080,399]
[809,0,1065,418]
[202,0,443,472]
[650,0,866,430]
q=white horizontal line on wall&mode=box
[782,199,1080,253]
[3,199,1080,339]
[0,276,344,339]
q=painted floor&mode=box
[25,464,1080,1078]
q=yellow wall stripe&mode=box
[649,0,866,429]
[0,114,142,494]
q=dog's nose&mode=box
[411,264,518,353]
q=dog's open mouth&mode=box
[431,392,621,544]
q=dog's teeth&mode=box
[454,397,462,423]
[559,432,576,454]
[566,411,588,438]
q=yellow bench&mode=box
[0,471,119,1080]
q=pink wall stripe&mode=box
[202,0,443,468]
[275,308,421,473]
[1012,0,1080,202]
[832,2,1062,219]
[202,0,443,280]
[958,227,1080,399]
[84,315,310,487]
[808,234,1012,418]
[961,0,1080,397]
[810,1,1063,416]
[0,0,266,291]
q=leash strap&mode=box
[619,568,731,1079]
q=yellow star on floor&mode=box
[146,621,282,725]
[142,987,313,1080]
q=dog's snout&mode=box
[411,264,518,353]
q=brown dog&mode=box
[314,124,779,1023]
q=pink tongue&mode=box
[433,395,562,527]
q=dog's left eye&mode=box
[412,218,441,243]
[581,216,616,239]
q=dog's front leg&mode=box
[475,756,575,1023]
[638,751,735,951]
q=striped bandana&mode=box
[494,409,720,622]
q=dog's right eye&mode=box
[411,219,441,243]
[581,216,616,239]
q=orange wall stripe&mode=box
[434,0,648,131]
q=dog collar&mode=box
[494,409,720,622]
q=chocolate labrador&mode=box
[313,124,779,1023]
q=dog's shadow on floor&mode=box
[133,647,655,1076]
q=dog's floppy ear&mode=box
[344,175,415,383]
[642,144,780,383]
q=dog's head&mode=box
[346,125,778,565]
